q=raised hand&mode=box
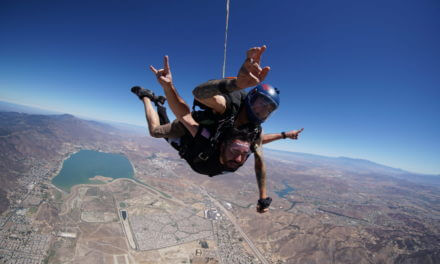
[285,128,304,140]
[236,45,271,89]
[150,56,173,87]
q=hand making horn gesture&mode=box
[150,55,173,88]
[236,45,271,89]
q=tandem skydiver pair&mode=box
[131,46,303,213]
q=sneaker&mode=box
[156,96,167,105]
[131,86,156,101]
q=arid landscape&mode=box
[1,109,439,263]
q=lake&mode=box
[52,149,134,192]
[275,180,295,198]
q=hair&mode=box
[219,126,254,145]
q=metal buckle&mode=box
[198,152,210,161]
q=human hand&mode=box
[236,45,271,89]
[150,55,173,87]
[285,128,304,140]
[256,197,272,214]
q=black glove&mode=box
[257,197,272,212]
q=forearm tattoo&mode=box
[192,79,238,99]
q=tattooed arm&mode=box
[191,79,235,115]
[193,78,240,98]
[253,135,271,213]
[192,45,270,114]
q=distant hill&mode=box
[0,100,148,135]
[264,148,440,186]
[102,120,147,135]
[0,100,64,115]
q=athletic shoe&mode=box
[131,86,155,101]
[156,96,166,105]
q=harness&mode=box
[178,99,261,168]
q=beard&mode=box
[225,160,242,170]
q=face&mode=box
[251,96,276,121]
[221,139,251,170]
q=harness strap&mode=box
[193,115,235,163]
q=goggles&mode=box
[228,142,251,156]
[249,95,277,121]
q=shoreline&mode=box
[49,148,81,181]
[50,148,137,194]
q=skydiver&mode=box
[131,46,303,213]
[191,45,303,212]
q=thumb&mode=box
[159,76,170,83]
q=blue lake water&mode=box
[52,150,134,192]
[275,180,295,198]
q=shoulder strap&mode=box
[249,125,262,153]
[192,99,208,111]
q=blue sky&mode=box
[1,0,439,174]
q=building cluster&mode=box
[198,192,260,264]
[138,155,181,179]
[130,207,212,251]
[0,216,51,264]
[205,208,221,220]
[212,218,259,264]
[0,158,60,264]
[7,159,53,212]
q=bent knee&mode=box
[149,129,163,138]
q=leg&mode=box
[142,97,187,139]
[156,104,170,125]
[146,100,185,151]
[142,97,161,137]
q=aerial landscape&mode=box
[1,1,439,263]
[0,106,439,264]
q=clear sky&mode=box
[1,0,439,174]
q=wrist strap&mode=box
[281,131,286,139]
[258,197,272,209]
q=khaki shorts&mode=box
[151,119,187,139]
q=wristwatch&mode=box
[281,131,286,139]
[258,197,272,209]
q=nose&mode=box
[234,154,244,164]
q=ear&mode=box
[219,142,227,164]
[220,141,226,152]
